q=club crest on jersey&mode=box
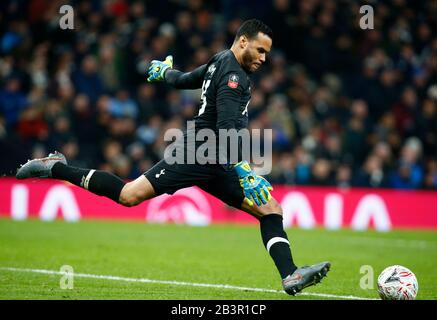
[227,74,239,89]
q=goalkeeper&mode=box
[16,19,330,295]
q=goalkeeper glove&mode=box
[147,55,173,82]
[234,161,273,207]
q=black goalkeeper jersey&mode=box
[164,50,252,167]
[166,49,251,132]
[194,50,251,132]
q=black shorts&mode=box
[143,160,245,208]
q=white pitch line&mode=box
[0,267,377,300]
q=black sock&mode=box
[260,214,297,279]
[51,162,125,203]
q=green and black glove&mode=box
[234,161,273,206]
[147,55,173,82]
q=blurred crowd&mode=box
[1,0,437,190]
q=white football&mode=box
[377,265,418,300]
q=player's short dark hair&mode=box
[234,19,273,42]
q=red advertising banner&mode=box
[0,178,436,231]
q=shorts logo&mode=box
[155,169,166,179]
[227,74,239,89]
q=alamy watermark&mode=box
[59,5,74,30]
[163,121,273,175]
[60,265,74,289]
[359,5,374,30]
[359,265,374,290]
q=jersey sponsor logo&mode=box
[227,74,239,89]
[242,99,250,116]
[207,64,216,76]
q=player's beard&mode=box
[241,49,256,73]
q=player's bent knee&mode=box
[119,192,138,207]
[118,176,156,207]
[119,183,142,207]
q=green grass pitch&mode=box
[0,218,436,300]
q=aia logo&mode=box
[227,74,239,89]
[146,187,212,226]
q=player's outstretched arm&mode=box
[147,55,174,82]
[147,55,206,89]
[234,161,273,206]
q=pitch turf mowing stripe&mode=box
[0,267,378,300]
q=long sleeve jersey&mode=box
[164,49,252,168]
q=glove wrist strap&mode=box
[162,66,171,81]
[234,160,253,178]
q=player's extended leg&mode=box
[16,151,156,207]
[241,197,298,280]
[241,198,330,295]
[198,171,328,295]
